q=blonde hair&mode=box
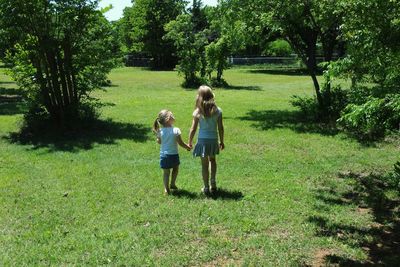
[195,85,217,117]
[153,109,174,133]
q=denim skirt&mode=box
[193,138,219,157]
[160,154,180,169]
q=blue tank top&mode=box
[193,107,222,139]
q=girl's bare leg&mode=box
[201,157,210,190]
[171,165,179,189]
[209,157,217,190]
[163,169,171,194]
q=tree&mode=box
[222,0,343,114]
[333,0,400,139]
[267,0,344,110]
[121,0,185,69]
[163,0,212,87]
[205,37,230,84]
[203,3,244,85]
[164,14,208,87]
[0,0,118,125]
[219,0,276,56]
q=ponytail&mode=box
[153,109,173,134]
[153,118,160,134]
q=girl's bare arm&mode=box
[188,117,199,147]
[155,130,161,144]
[176,135,191,151]
[217,114,224,150]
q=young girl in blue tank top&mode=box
[189,86,225,195]
[153,109,191,195]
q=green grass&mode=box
[1,67,399,266]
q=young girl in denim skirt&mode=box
[189,86,225,194]
[153,110,191,195]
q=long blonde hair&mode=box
[153,109,174,133]
[195,85,217,117]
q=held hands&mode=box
[219,142,225,150]
[186,143,192,151]
[186,143,193,152]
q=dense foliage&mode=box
[119,0,185,69]
[220,0,344,116]
[264,39,293,57]
[332,0,400,139]
[164,1,213,87]
[164,14,208,87]
[0,0,119,126]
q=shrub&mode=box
[290,94,320,121]
[338,94,400,140]
[264,39,293,57]
[291,85,349,122]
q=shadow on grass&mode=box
[239,109,339,136]
[210,188,244,201]
[171,189,198,199]
[308,171,400,266]
[246,68,310,76]
[171,188,244,201]
[0,87,24,95]
[0,81,16,85]
[5,118,151,152]
[182,82,262,91]
[221,85,262,91]
[0,87,26,115]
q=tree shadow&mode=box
[238,109,339,136]
[0,81,16,85]
[246,68,310,76]
[222,85,262,91]
[308,171,400,266]
[182,82,261,91]
[0,87,24,96]
[0,87,26,115]
[4,118,151,152]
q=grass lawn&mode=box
[1,67,399,266]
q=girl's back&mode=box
[193,107,222,140]
[159,127,181,155]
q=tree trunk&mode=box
[310,71,323,107]
[45,47,64,123]
[32,56,53,112]
[63,39,78,104]
[56,50,70,107]
[217,63,223,83]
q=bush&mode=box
[21,98,100,134]
[291,85,349,122]
[180,75,209,88]
[290,94,320,121]
[264,39,293,57]
[338,94,400,140]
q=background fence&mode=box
[124,55,330,67]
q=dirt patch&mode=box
[202,256,243,267]
[311,249,334,267]
[357,207,371,214]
